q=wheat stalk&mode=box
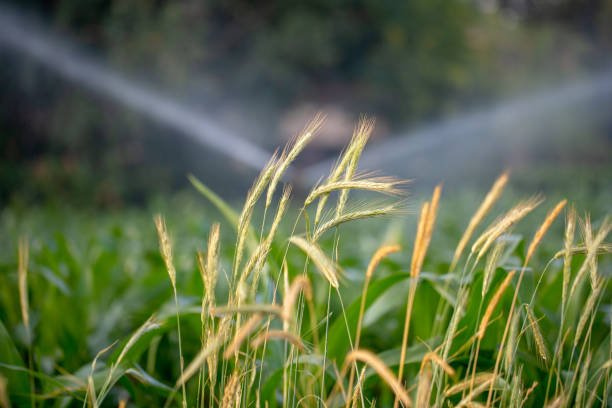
[344,244,401,408]
[18,237,29,336]
[0,375,10,408]
[282,275,313,323]
[396,187,441,408]
[416,365,432,408]
[525,306,548,364]
[250,330,305,350]
[451,172,509,270]
[420,352,455,377]
[336,118,376,218]
[313,117,373,226]
[575,352,592,407]
[223,313,263,359]
[573,281,603,351]
[504,307,520,375]
[472,197,542,261]
[569,216,611,298]
[477,270,516,340]
[520,381,538,407]
[345,349,413,407]
[524,199,567,266]
[234,152,279,278]
[177,331,226,388]
[154,214,187,407]
[266,114,323,208]
[221,371,241,408]
[482,240,505,297]
[444,373,497,396]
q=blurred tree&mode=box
[0,0,607,206]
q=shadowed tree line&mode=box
[1,0,610,206]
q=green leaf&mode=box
[327,272,411,364]
[125,365,172,394]
[188,173,257,250]
[187,174,240,230]
[0,319,31,404]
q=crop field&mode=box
[0,119,611,408]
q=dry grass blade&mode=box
[18,237,29,334]
[477,270,515,340]
[223,313,263,359]
[250,330,305,350]
[282,275,312,323]
[524,199,566,266]
[345,349,413,407]
[290,235,340,287]
[154,214,176,289]
[305,178,406,206]
[313,204,401,241]
[266,114,323,208]
[451,171,509,270]
[444,373,497,396]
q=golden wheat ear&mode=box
[345,349,413,408]
[18,237,29,336]
[266,113,324,208]
[289,235,341,288]
[451,171,509,271]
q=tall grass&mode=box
[0,117,610,407]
